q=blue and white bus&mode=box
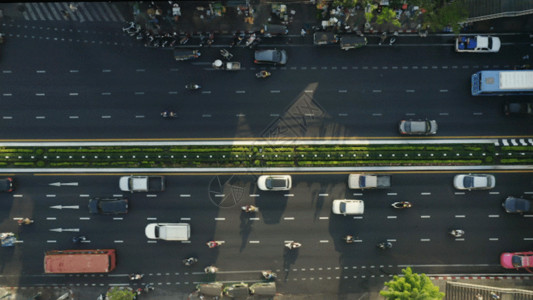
[471,70,533,96]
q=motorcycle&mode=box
[241,205,259,213]
[285,241,302,249]
[182,257,198,266]
[204,265,218,274]
[17,218,33,226]
[262,270,277,280]
[220,49,233,60]
[391,201,412,209]
[161,111,177,118]
[185,83,201,90]
[245,33,256,47]
[72,235,87,244]
[377,241,393,250]
[129,273,144,281]
[256,71,271,78]
[206,240,225,248]
[343,235,354,244]
[450,229,465,238]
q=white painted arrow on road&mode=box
[50,205,79,210]
[49,228,80,232]
[49,182,79,187]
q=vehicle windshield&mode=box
[154,226,160,238]
[339,202,346,213]
[266,178,286,189]
[512,255,523,267]
[463,176,474,188]
[359,177,366,188]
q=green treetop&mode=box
[380,267,445,300]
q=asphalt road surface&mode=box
[1,21,532,139]
[0,171,532,294]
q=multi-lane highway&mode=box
[1,172,532,294]
[1,21,532,139]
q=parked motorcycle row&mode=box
[122,21,272,50]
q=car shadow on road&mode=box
[282,248,299,282]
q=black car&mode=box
[504,102,533,116]
[0,177,14,192]
[502,196,533,214]
[254,49,287,65]
[88,198,128,214]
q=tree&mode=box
[106,287,136,300]
[425,0,468,33]
[380,267,445,300]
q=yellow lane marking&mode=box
[32,170,533,176]
[0,135,530,142]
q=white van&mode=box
[145,223,190,241]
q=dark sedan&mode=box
[504,102,533,116]
[254,49,287,65]
[0,177,14,192]
[502,196,533,214]
[88,198,128,214]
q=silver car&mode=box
[399,119,438,135]
[453,174,495,190]
[254,49,287,65]
[257,175,292,191]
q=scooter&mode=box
[262,270,277,280]
[161,111,177,118]
[220,49,233,60]
[17,218,34,225]
[343,235,355,244]
[182,257,198,266]
[245,33,256,47]
[285,241,302,249]
[256,71,271,78]
[206,240,225,248]
[129,273,144,281]
[450,229,465,238]
[185,83,201,90]
[391,201,412,209]
[72,235,87,244]
[377,241,393,250]
[241,205,259,213]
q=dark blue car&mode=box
[88,198,128,215]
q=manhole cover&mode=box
[207,175,254,208]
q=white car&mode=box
[398,119,438,135]
[332,199,364,215]
[455,35,501,53]
[145,223,190,241]
[257,175,292,191]
[453,174,495,190]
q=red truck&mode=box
[44,249,116,274]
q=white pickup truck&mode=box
[348,174,391,189]
[455,35,501,53]
[119,176,165,192]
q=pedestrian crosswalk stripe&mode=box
[49,3,62,21]
[20,2,125,23]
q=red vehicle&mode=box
[500,251,533,271]
[44,249,116,273]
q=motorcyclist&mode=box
[377,241,392,249]
[256,70,271,78]
[183,257,197,266]
[18,218,33,225]
[72,236,87,244]
[285,241,301,249]
[207,241,220,248]
[129,273,144,281]
[204,265,218,274]
[262,270,276,280]
[185,83,201,90]
[344,235,354,244]
[450,229,464,237]
[242,205,258,212]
